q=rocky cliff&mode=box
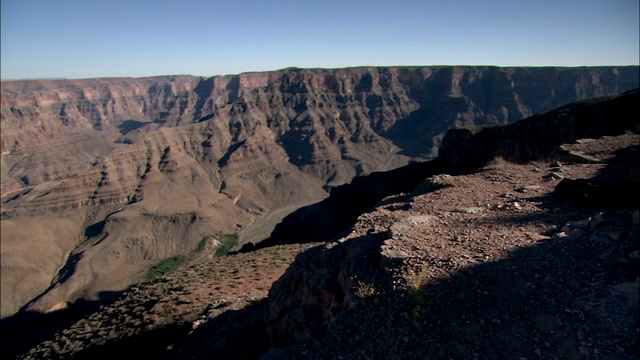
[1,66,638,318]
[261,90,640,359]
[439,88,640,169]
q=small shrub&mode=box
[403,265,428,292]
[146,255,185,280]
[354,280,377,299]
[194,236,210,253]
[485,156,511,170]
[402,265,431,318]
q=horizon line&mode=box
[2,64,639,82]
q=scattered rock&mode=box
[388,222,412,238]
[543,172,564,180]
[515,185,540,193]
[380,248,412,265]
[405,215,434,224]
[412,174,453,195]
[551,145,602,163]
[387,215,434,238]
[496,202,523,211]
[451,207,484,214]
[553,231,569,239]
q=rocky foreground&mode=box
[261,134,638,359]
[4,91,638,359]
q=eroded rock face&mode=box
[265,233,388,348]
[439,89,640,170]
[1,66,638,317]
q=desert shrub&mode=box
[146,255,185,280]
[354,280,377,299]
[214,233,238,257]
[484,156,512,170]
[402,265,431,318]
[194,236,211,253]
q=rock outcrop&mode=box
[1,66,638,318]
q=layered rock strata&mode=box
[1,66,638,317]
[4,86,639,360]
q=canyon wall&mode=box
[262,89,640,356]
[440,88,640,169]
[1,66,638,317]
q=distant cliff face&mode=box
[439,89,640,169]
[1,66,638,317]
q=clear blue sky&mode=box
[1,0,638,79]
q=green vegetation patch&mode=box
[354,280,377,300]
[146,255,186,280]
[402,265,432,319]
[214,233,238,257]
[194,236,211,253]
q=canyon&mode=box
[5,88,638,360]
[1,66,638,320]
